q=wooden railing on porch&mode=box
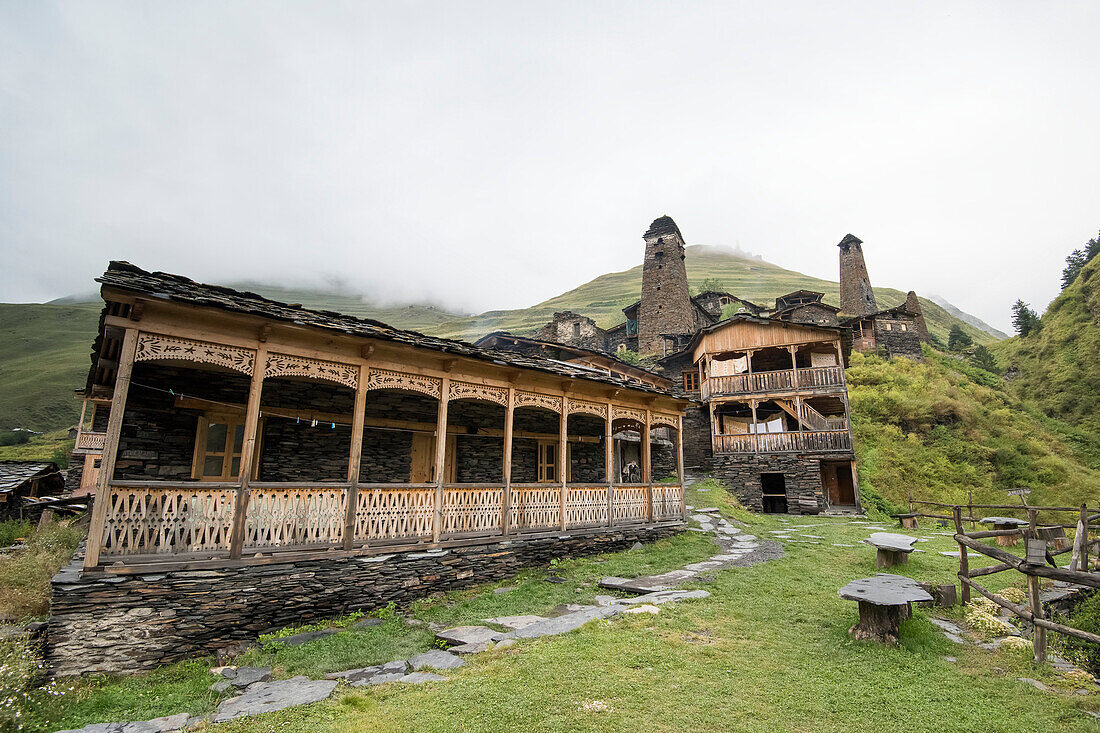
[95,480,685,560]
[702,365,844,399]
[712,430,851,454]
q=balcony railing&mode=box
[92,480,685,562]
[73,430,107,454]
[713,430,852,454]
[701,365,844,399]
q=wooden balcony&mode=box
[73,430,107,454]
[92,480,685,564]
[701,366,844,399]
[713,430,852,454]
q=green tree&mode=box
[947,324,972,351]
[970,344,998,373]
[1061,231,1100,290]
[1011,299,1041,337]
[693,278,725,295]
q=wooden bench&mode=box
[838,574,933,644]
[863,532,918,568]
[892,513,919,530]
[979,516,1029,547]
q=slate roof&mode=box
[95,262,678,397]
[0,461,55,493]
[473,332,671,385]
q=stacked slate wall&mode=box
[709,452,852,514]
[48,523,681,676]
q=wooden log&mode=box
[954,534,1100,588]
[960,576,1100,645]
[849,601,905,645]
[967,561,1012,578]
[954,506,970,604]
[876,547,908,569]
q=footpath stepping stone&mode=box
[57,713,193,733]
[483,614,547,630]
[449,641,489,654]
[697,507,720,513]
[408,649,465,670]
[436,625,504,646]
[352,618,382,629]
[616,589,710,606]
[400,672,448,684]
[229,666,271,689]
[599,576,675,594]
[929,618,966,644]
[213,677,338,723]
[503,606,620,639]
[327,660,409,683]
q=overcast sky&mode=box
[2,1,1098,332]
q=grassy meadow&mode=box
[9,480,1098,732]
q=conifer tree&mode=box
[971,344,998,373]
[947,324,972,351]
[1011,300,1041,337]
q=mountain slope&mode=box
[429,245,999,346]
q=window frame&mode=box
[191,413,260,482]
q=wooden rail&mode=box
[94,481,684,561]
[703,365,844,398]
[949,503,1099,664]
[713,430,851,454]
[73,430,107,453]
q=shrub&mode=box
[1059,591,1100,674]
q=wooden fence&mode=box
[938,502,1100,664]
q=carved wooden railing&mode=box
[74,430,107,453]
[704,366,844,398]
[95,480,684,560]
[713,430,851,454]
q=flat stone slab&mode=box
[863,533,918,553]
[599,576,674,594]
[940,550,962,558]
[482,614,547,630]
[981,516,1028,526]
[408,649,465,670]
[57,713,192,733]
[326,659,408,683]
[448,641,489,654]
[696,507,720,513]
[503,606,620,639]
[230,666,271,689]
[278,628,339,646]
[351,618,382,629]
[838,574,933,606]
[435,625,504,646]
[616,589,710,606]
[213,677,338,722]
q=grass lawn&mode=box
[16,480,1100,732]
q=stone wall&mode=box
[709,452,855,514]
[780,303,840,327]
[681,406,712,468]
[47,524,682,676]
[637,217,695,355]
[837,234,878,316]
[874,317,923,360]
[535,311,609,352]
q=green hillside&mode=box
[430,245,999,346]
[849,347,1100,510]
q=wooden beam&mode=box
[229,346,267,558]
[559,395,568,531]
[84,328,139,569]
[432,377,450,543]
[955,534,1100,588]
[502,387,514,536]
[605,401,614,526]
[343,365,368,550]
[643,408,652,521]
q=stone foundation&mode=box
[710,452,855,514]
[47,524,681,676]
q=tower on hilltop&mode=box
[637,216,695,355]
[837,234,878,316]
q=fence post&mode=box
[954,506,970,605]
[1082,503,1090,573]
[908,488,913,514]
[968,489,974,530]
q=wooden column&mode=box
[676,414,686,520]
[954,506,970,604]
[432,378,450,543]
[1026,508,1047,662]
[697,359,705,398]
[1082,503,1091,572]
[795,395,804,434]
[559,396,568,531]
[84,328,139,570]
[643,409,652,521]
[230,345,267,559]
[605,402,614,527]
[342,364,368,550]
[502,387,514,535]
[789,345,798,388]
[750,399,759,453]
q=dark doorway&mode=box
[824,462,855,505]
[761,472,787,513]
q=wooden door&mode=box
[822,463,840,505]
[409,433,434,482]
[834,463,856,504]
[81,455,100,493]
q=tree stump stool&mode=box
[980,517,1028,547]
[893,513,919,530]
[839,574,933,645]
[862,532,918,569]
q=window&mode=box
[572,322,581,340]
[193,415,249,481]
[537,441,557,483]
[682,370,699,392]
[900,323,907,332]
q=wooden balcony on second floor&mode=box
[702,365,844,399]
[713,429,852,454]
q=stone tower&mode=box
[905,291,930,342]
[837,233,878,316]
[637,216,694,355]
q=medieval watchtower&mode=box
[837,233,877,316]
[637,216,694,355]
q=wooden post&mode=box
[84,328,139,570]
[795,395,804,434]
[605,402,614,527]
[954,505,970,604]
[1082,503,1090,572]
[230,345,267,559]
[908,488,913,514]
[643,408,652,521]
[750,399,759,453]
[432,377,450,543]
[1025,509,1047,662]
[788,345,798,389]
[342,365,368,550]
[698,359,705,399]
[968,489,974,529]
[676,414,686,520]
[559,396,568,531]
[502,387,514,535]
